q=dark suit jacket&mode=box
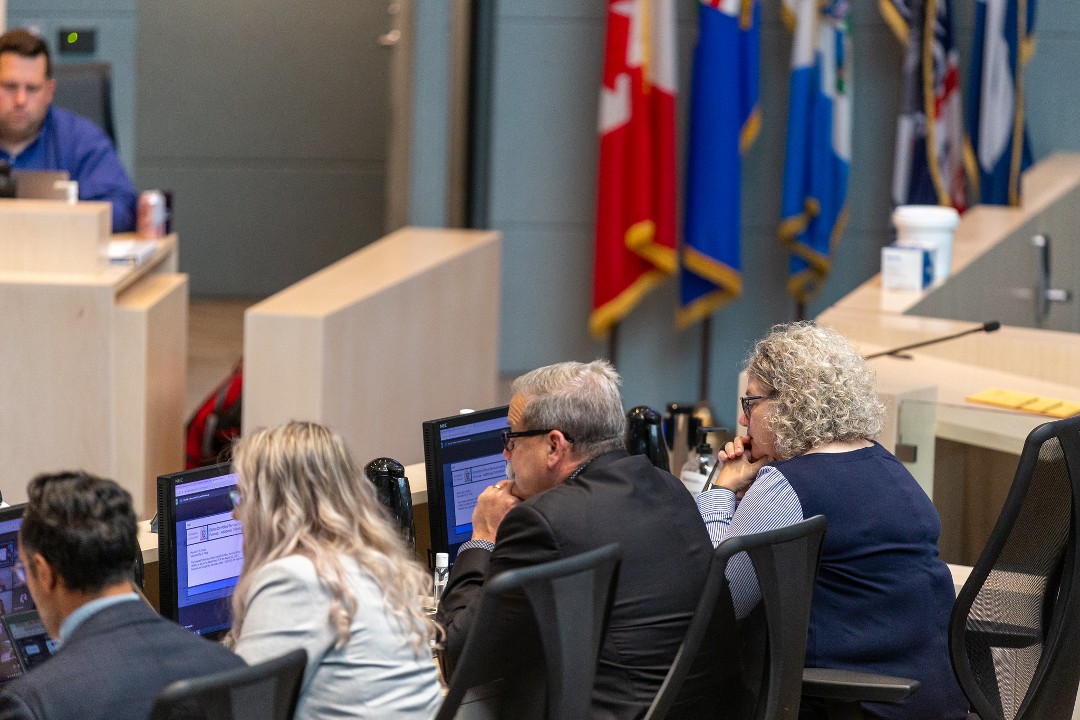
[438,450,713,720]
[0,599,245,720]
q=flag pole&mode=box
[607,321,620,369]
[698,317,712,401]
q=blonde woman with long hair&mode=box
[226,421,441,719]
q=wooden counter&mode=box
[0,200,188,518]
[243,226,502,468]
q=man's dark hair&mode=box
[0,29,52,78]
[20,472,137,593]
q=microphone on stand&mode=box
[864,321,1001,360]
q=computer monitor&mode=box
[157,463,243,639]
[422,406,509,563]
[0,504,55,685]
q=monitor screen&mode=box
[422,406,509,563]
[157,463,243,639]
[4,611,56,672]
[0,504,47,684]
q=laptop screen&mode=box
[12,170,71,200]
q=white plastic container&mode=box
[891,205,960,283]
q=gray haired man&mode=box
[437,360,714,720]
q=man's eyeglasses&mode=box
[501,428,576,452]
[740,394,773,420]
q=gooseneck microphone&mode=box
[864,321,1001,360]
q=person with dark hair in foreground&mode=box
[0,28,137,232]
[0,472,243,720]
[437,360,713,720]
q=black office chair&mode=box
[146,648,306,720]
[801,415,1080,720]
[949,414,1080,720]
[644,515,828,720]
[436,543,621,720]
[51,62,117,147]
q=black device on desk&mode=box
[422,406,509,564]
[157,463,243,640]
[0,504,58,686]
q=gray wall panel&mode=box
[137,164,384,296]
[497,226,599,369]
[135,0,393,295]
[488,23,602,226]
[496,4,604,21]
[409,3,451,228]
[137,1,387,161]
[1026,35,1080,157]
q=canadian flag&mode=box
[590,0,678,339]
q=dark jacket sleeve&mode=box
[0,688,41,720]
[436,502,562,677]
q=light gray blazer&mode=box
[233,554,442,719]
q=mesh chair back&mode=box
[645,515,827,720]
[146,648,306,720]
[950,415,1080,720]
[51,62,117,147]
[436,543,621,720]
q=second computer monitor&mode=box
[157,463,243,639]
[422,406,509,563]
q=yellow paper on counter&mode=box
[1044,402,1080,419]
[1022,397,1065,413]
[965,388,1039,409]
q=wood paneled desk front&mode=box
[0,199,188,519]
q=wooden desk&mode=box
[243,226,501,468]
[0,200,188,518]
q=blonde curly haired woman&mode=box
[698,323,967,720]
[225,421,441,719]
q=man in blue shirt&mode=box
[0,29,136,232]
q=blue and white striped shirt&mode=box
[695,465,804,618]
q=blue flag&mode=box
[678,0,761,328]
[965,0,1036,206]
[778,0,851,303]
[886,0,968,210]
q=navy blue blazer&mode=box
[0,599,245,720]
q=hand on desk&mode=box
[713,435,769,498]
[471,482,520,544]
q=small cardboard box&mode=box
[881,243,934,292]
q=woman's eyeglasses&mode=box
[740,394,773,420]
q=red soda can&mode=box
[137,190,167,238]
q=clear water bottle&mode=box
[679,428,720,496]
[432,552,449,604]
